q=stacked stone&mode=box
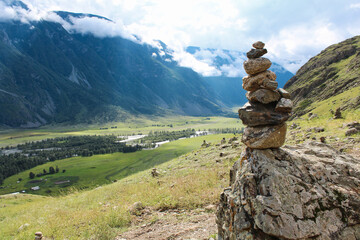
[239,41,293,149]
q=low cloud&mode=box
[0,1,47,23]
[63,16,136,41]
[0,1,136,42]
[184,48,247,77]
[267,22,345,73]
[173,50,221,77]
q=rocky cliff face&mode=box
[216,142,360,240]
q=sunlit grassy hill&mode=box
[285,35,360,117]
[0,134,241,240]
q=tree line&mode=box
[0,135,141,185]
[139,128,196,144]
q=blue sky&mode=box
[2,0,360,74]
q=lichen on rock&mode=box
[216,142,360,240]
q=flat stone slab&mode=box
[238,101,290,127]
[247,48,267,59]
[246,89,280,104]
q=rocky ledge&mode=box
[216,142,360,240]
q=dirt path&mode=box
[116,208,217,240]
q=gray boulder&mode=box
[217,142,360,240]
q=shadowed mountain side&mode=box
[0,13,224,127]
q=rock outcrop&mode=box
[239,41,292,149]
[216,142,360,240]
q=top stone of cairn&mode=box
[252,41,265,49]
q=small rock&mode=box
[232,141,240,148]
[290,123,298,129]
[262,79,278,90]
[347,121,360,129]
[151,168,159,177]
[130,202,143,214]
[242,70,276,91]
[205,204,216,211]
[334,107,342,119]
[345,128,359,136]
[221,144,231,149]
[309,114,318,120]
[277,88,291,99]
[242,123,287,149]
[252,41,265,49]
[243,58,272,75]
[201,140,210,148]
[35,232,43,240]
[275,98,293,113]
[246,89,280,104]
[18,223,30,232]
[315,127,325,132]
[247,48,267,59]
[228,136,238,143]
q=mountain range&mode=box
[0,2,294,127]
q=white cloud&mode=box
[0,2,137,42]
[3,0,360,74]
[184,48,247,77]
[0,2,17,22]
[63,16,136,41]
[0,1,48,23]
[172,50,221,77]
[267,22,345,73]
[350,3,360,9]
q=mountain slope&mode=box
[284,35,360,116]
[0,9,224,127]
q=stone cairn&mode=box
[239,41,293,149]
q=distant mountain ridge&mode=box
[186,47,294,106]
[0,5,225,127]
[0,1,295,127]
[284,35,360,116]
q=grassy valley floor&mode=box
[0,116,241,148]
[0,134,235,196]
[1,110,359,239]
[0,134,241,240]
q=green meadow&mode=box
[0,116,240,148]
[0,133,241,240]
[0,134,235,196]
